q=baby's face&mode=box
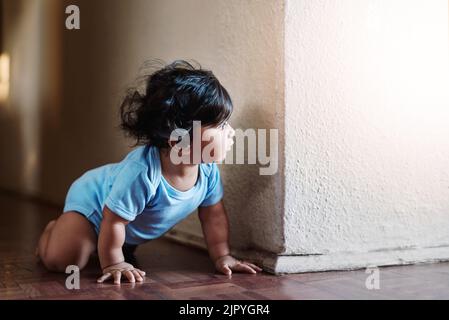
[200,122,235,163]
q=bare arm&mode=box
[198,200,231,262]
[198,200,262,275]
[96,205,146,284]
[98,205,128,269]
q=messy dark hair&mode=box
[119,59,233,148]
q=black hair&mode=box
[119,59,233,148]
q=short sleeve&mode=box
[104,161,155,221]
[199,163,224,207]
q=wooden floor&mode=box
[0,191,448,300]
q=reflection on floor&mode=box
[0,191,448,300]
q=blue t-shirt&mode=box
[63,145,224,245]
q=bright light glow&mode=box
[0,53,10,102]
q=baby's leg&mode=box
[37,211,97,272]
[35,220,57,256]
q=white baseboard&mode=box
[164,230,449,274]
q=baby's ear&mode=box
[169,128,191,148]
[166,138,192,165]
[168,138,191,153]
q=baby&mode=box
[36,60,262,284]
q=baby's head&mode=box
[119,60,235,163]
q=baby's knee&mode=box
[41,251,66,272]
[41,250,87,272]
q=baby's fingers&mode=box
[113,270,122,284]
[132,270,144,282]
[97,272,112,283]
[135,269,146,277]
[244,262,263,272]
[124,270,135,283]
[218,263,232,275]
[233,263,257,274]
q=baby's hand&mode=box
[97,261,146,284]
[214,255,263,275]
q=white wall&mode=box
[280,0,449,272]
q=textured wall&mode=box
[284,0,449,259]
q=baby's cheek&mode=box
[225,136,234,150]
[221,138,231,153]
[212,140,226,160]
